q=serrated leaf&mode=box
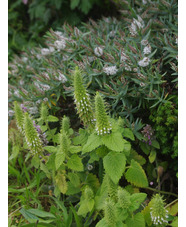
[69,146,82,153]
[47,115,59,122]
[44,146,57,153]
[96,218,108,227]
[31,155,40,168]
[89,151,100,163]
[55,152,65,170]
[68,172,80,187]
[73,129,88,146]
[166,199,178,216]
[55,173,67,194]
[126,213,145,227]
[103,151,126,184]
[40,162,51,179]
[78,199,94,216]
[125,160,148,187]
[129,149,146,165]
[85,173,100,193]
[67,154,84,171]
[141,202,153,226]
[149,150,156,163]
[82,133,102,154]
[66,182,81,195]
[123,128,135,141]
[129,193,147,212]
[102,132,126,152]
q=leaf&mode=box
[40,162,51,179]
[70,0,80,10]
[55,173,68,194]
[82,133,102,154]
[73,128,88,146]
[129,149,146,165]
[9,145,19,160]
[31,155,40,168]
[141,202,153,226]
[80,0,92,14]
[68,172,80,187]
[149,150,156,163]
[140,142,150,155]
[78,199,94,216]
[67,154,84,171]
[85,173,100,193]
[70,205,83,227]
[151,140,160,149]
[47,115,59,122]
[166,199,178,216]
[89,150,100,163]
[125,160,148,187]
[103,151,126,184]
[122,128,135,141]
[126,213,145,227]
[27,209,55,218]
[96,218,108,227]
[55,152,65,170]
[102,132,126,152]
[69,146,82,153]
[129,193,147,212]
[20,208,39,223]
[170,217,178,227]
[66,182,81,195]
[44,146,57,153]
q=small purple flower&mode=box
[141,124,154,145]
[150,181,154,186]
[22,0,28,5]
[21,104,28,112]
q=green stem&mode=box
[143,186,178,198]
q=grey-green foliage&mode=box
[8,0,177,122]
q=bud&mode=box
[23,113,43,154]
[117,187,131,209]
[14,101,24,133]
[61,115,70,135]
[95,92,112,135]
[73,67,94,129]
[150,194,169,225]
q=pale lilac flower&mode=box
[103,66,118,75]
[54,40,66,51]
[138,57,150,67]
[57,72,67,83]
[143,44,152,55]
[41,48,51,56]
[94,47,103,57]
[43,97,48,102]
[141,39,148,46]
[8,110,14,117]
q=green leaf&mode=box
[125,160,148,187]
[20,208,39,223]
[122,128,135,141]
[89,151,100,163]
[96,218,108,227]
[102,132,126,152]
[126,213,145,227]
[55,173,67,194]
[80,0,92,14]
[31,155,40,168]
[149,150,156,163]
[66,182,81,195]
[55,152,65,170]
[129,193,147,212]
[40,162,51,179]
[140,142,150,155]
[69,146,82,153]
[85,173,100,193]
[129,149,146,165]
[70,0,80,10]
[9,145,19,160]
[47,115,59,122]
[67,154,84,171]
[82,133,102,154]
[70,205,83,227]
[73,129,88,146]
[27,209,55,218]
[68,172,80,187]
[151,140,160,149]
[103,151,126,184]
[44,146,57,153]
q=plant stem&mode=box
[143,186,178,198]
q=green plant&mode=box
[10,68,177,226]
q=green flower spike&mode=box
[40,103,49,123]
[95,92,112,135]
[61,115,70,135]
[150,194,169,225]
[117,187,131,209]
[14,101,24,133]
[23,112,43,154]
[59,131,69,155]
[104,198,117,227]
[73,67,94,128]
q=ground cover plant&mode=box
[8,0,178,226]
